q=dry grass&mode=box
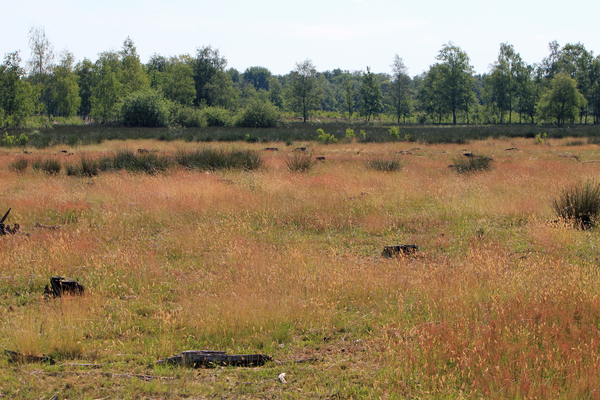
[1,138,600,398]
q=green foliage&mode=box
[174,148,262,171]
[172,106,206,127]
[0,52,38,127]
[316,128,337,144]
[538,73,586,126]
[201,107,234,126]
[120,89,173,127]
[90,63,122,122]
[285,59,322,123]
[535,132,547,144]
[365,157,402,172]
[161,59,196,106]
[192,46,228,107]
[32,157,61,174]
[99,149,172,174]
[345,128,355,138]
[389,126,400,139]
[359,67,383,122]
[552,179,600,229]
[285,152,315,173]
[236,99,281,128]
[451,155,493,174]
[1,132,29,147]
[389,55,412,123]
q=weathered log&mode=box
[35,222,62,230]
[44,276,85,298]
[5,349,56,365]
[154,350,272,368]
[382,244,419,258]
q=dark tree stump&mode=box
[382,244,419,258]
[44,276,85,298]
[155,350,272,368]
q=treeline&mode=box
[1,27,600,129]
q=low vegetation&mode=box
[2,137,600,398]
[552,179,600,229]
[365,157,402,172]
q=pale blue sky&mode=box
[2,0,599,76]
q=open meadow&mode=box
[2,136,600,398]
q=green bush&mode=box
[172,106,206,128]
[552,179,600,229]
[120,89,173,127]
[202,107,234,127]
[285,153,315,173]
[236,100,281,128]
[451,155,493,174]
[316,128,337,144]
[389,126,400,139]
[345,128,355,138]
[1,132,29,147]
[365,157,402,172]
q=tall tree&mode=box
[435,42,475,124]
[417,65,448,124]
[27,26,55,78]
[119,37,149,95]
[538,73,586,126]
[161,56,196,106]
[285,59,322,123]
[487,43,523,123]
[242,66,271,91]
[27,26,55,115]
[0,51,38,126]
[192,45,227,106]
[359,66,383,122]
[47,51,81,117]
[75,58,94,116]
[389,54,412,123]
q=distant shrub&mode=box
[172,106,206,127]
[9,157,29,172]
[1,132,29,147]
[236,100,281,128]
[285,153,315,173]
[120,89,173,127]
[345,128,355,138]
[202,107,234,126]
[565,139,585,146]
[552,179,600,229]
[316,128,337,144]
[365,157,402,172]
[389,126,400,139]
[32,157,61,174]
[451,155,493,174]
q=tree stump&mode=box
[44,276,85,298]
[382,244,419,258]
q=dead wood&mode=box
[382,244,419,258]
[5,349,56,365]
[35,222,62,230]
[154,350,272,368]
[43,276,85,298]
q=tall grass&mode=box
[552,179,600,229]
[174,148,262,171]
[285,152,315,172]
[365,157,402,172]
[2,138,600,398]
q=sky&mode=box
[2,0,600,77]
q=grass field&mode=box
[1,136,600,398]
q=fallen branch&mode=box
[154,350,272,368]
[5,349,56,365]
[35,222,62,230]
